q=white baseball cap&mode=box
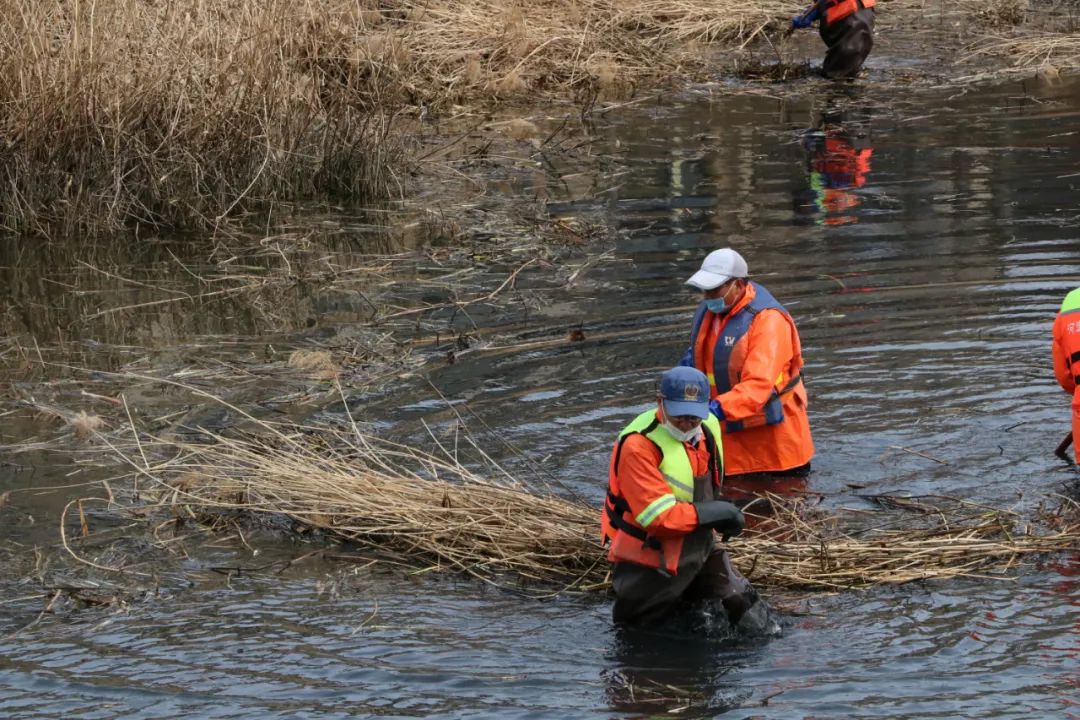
[685,248,749,291]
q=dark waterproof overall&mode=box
[820,2,875,79]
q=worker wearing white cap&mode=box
[680,248,814,483]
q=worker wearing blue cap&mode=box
[600,366,758,626]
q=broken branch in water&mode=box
[880,445,950,466]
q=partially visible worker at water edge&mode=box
[790,0,876,79]
[1052,286,1080,463]
[679,248,814,483]
[600,366,756,626]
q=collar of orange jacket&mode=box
[722,280,756,317]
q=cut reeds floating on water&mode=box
[93,400,1080,596]
[966,33,1080,69]
[286,350,340,380]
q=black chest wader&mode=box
[820,5,875,79]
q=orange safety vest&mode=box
[601,412,723,576]
[683,283,815,475]
[824,0,875,24]
[689,282,804,433]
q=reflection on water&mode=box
[3,74,1080,718]
[604,623,753,718]
[796,100,874,226]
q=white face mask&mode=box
[662,419,702,443]
[661,403,704,443]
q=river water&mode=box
[2,70,1079,718]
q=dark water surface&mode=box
[3,73,1080,718]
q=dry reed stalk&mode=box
[287,350,340,380]
[96,415,1080,596]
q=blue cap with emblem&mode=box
[658,366,710,419]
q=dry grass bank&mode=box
[0,1,404,236]
[0,0,804,237]
[954,0,1080,71]
[2,0,1075,237]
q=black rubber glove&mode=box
[694,500,745,538]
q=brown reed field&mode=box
[1,0,1072,236]
[0,0,797,237]
[0,1,404,236]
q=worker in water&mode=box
[601,366,757,626]
[679,248,814,499]
[1052,286,1080,462]
[790,0,876,79]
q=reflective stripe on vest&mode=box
[637,493,677,527]
[688,282,802,434]
[824,0,875,24]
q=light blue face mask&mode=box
[705,298,730,314]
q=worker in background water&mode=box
[790,0,876,79]
[1052,286,1080,463]
[679,249,814,505]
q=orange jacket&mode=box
[824,0,875,24]
[601,410,721,575]
[689,283,814,475]
[1053,291,1080,395]
[1052,287,1080,461]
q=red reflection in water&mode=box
[1044,551,1079,715]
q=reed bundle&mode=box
[125,421,605,591]
[102,414,1080,596]
[740,494,1079,590]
